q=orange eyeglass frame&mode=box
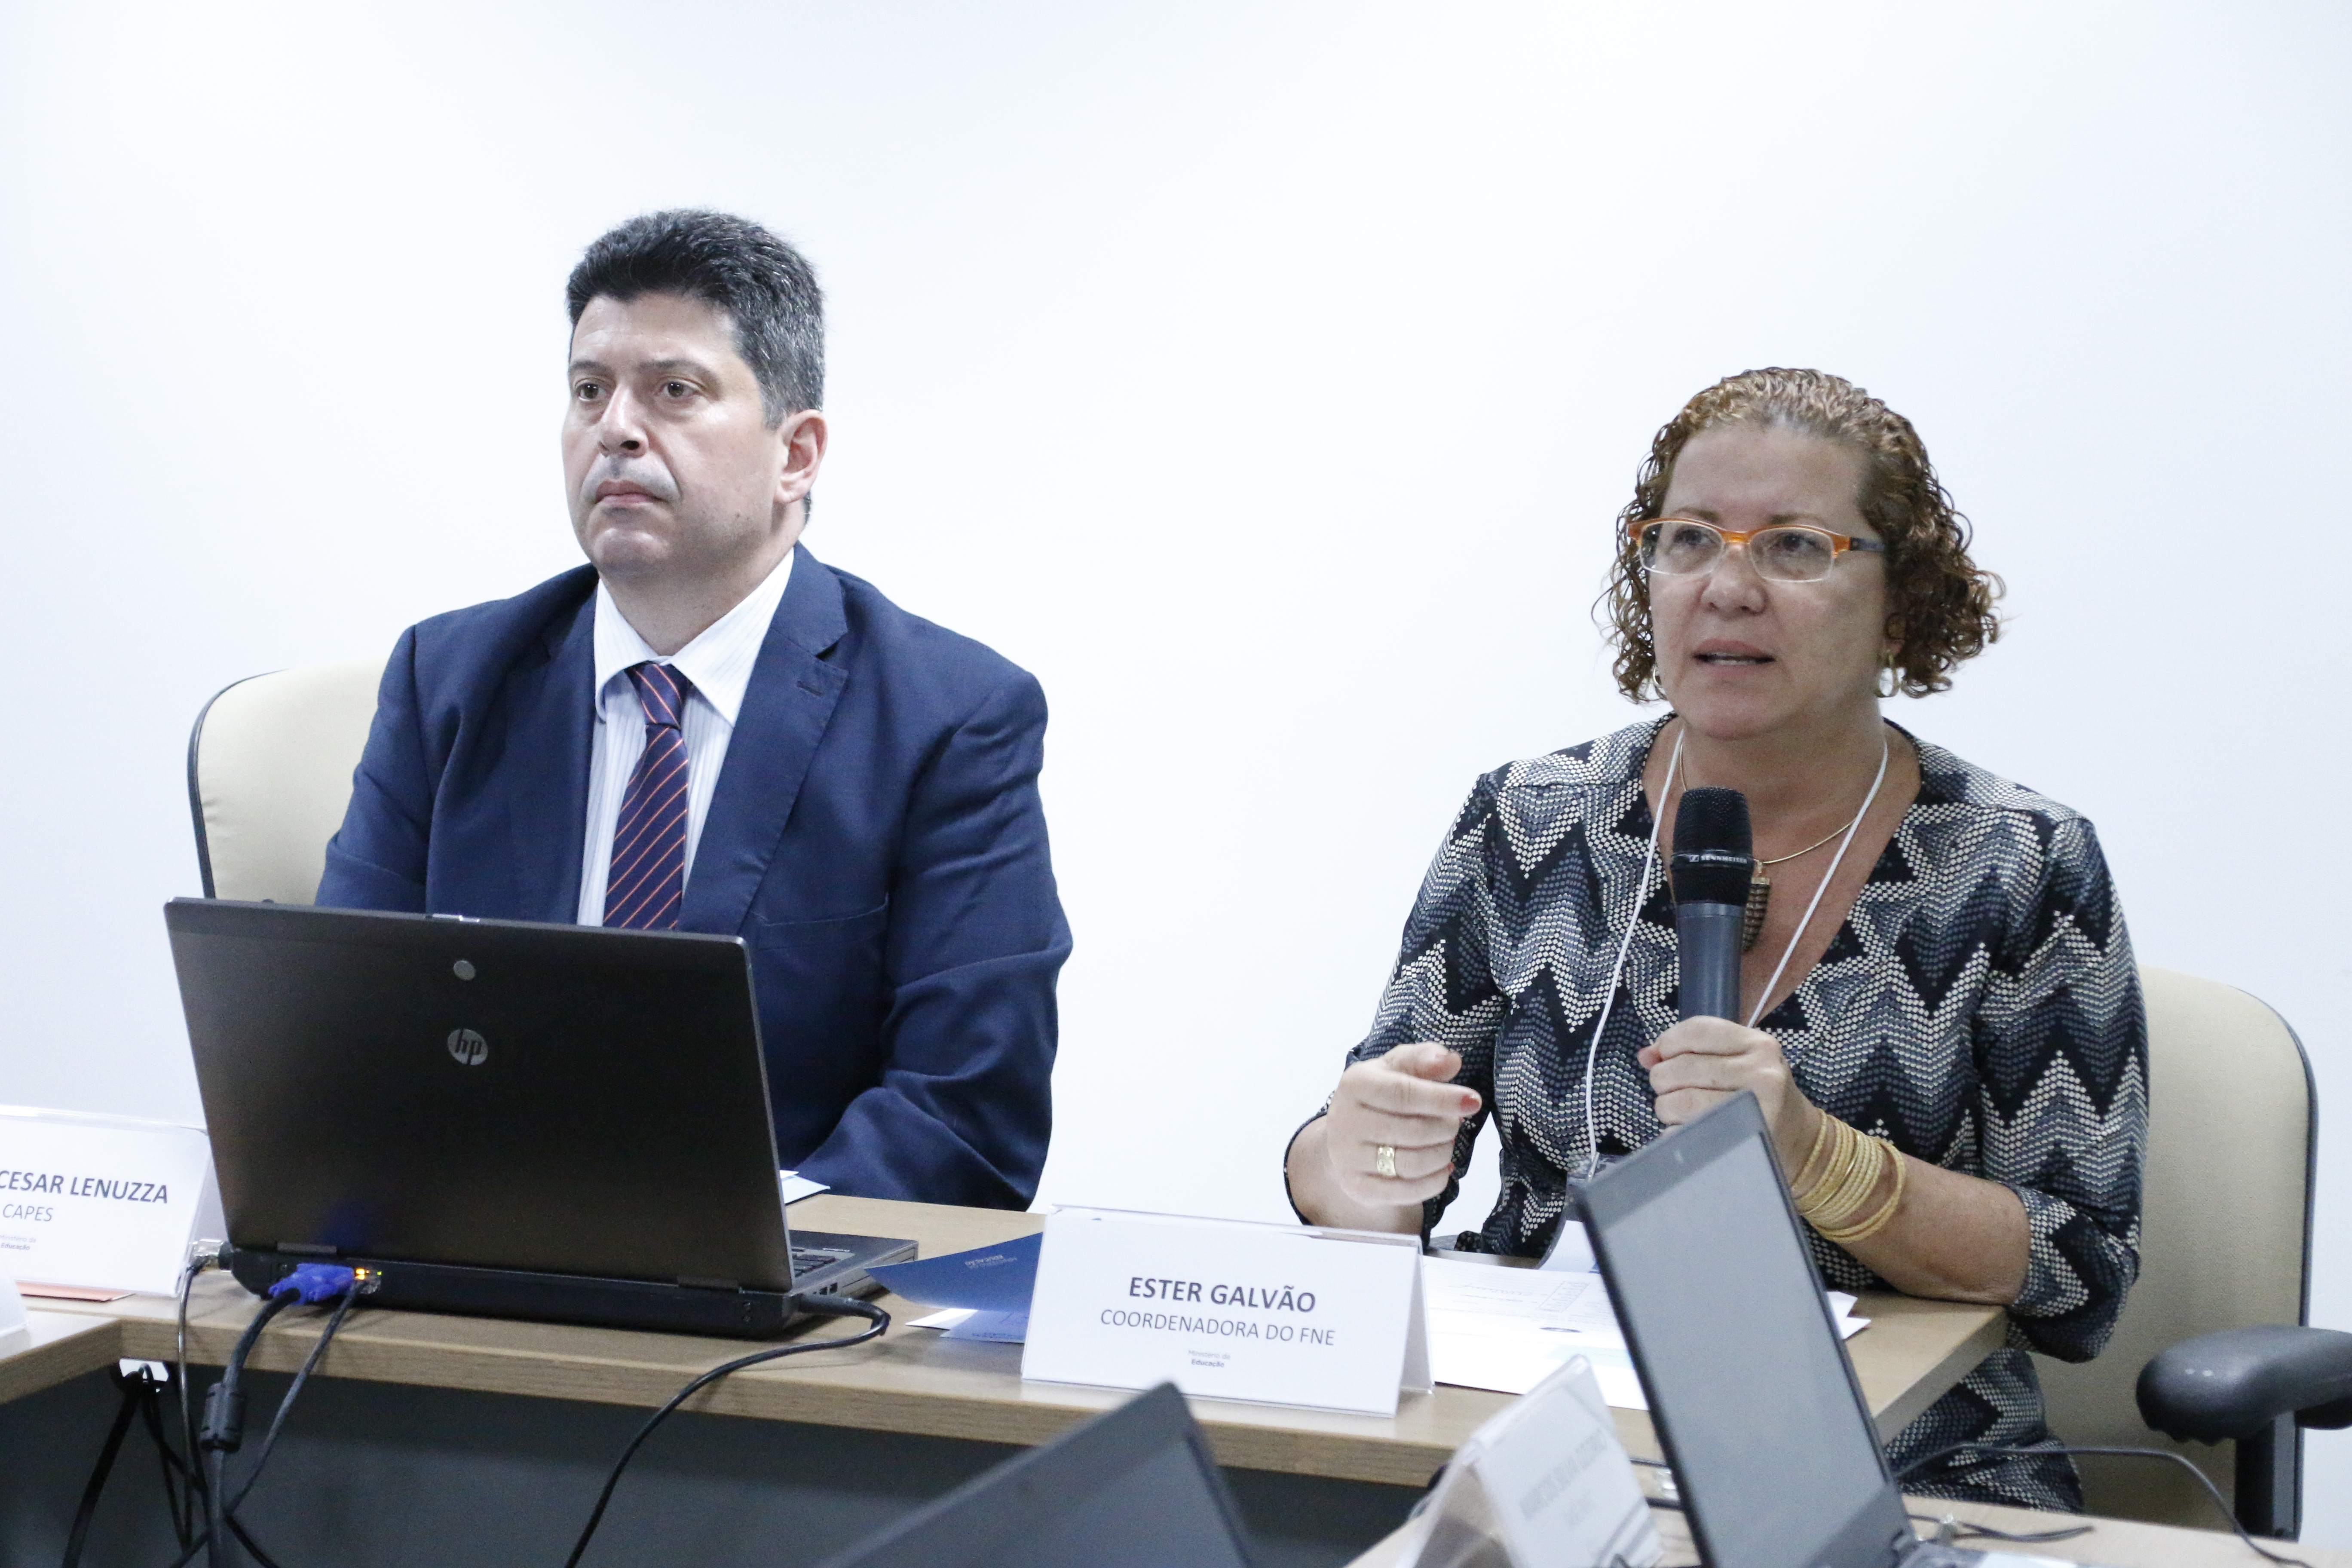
[1628,514,1887,565]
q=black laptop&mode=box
[165,898,914,1338]
[1579,1092,2098,1568]
[814,1382,1256,1568]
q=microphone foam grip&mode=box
[1672,786,1754,907]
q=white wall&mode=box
[4,0,2347,1539]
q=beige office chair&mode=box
[2037,965,2317,1531]
[187,661,385,903]
[184,680,2345,1530]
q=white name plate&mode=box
[1403,1355,1659,1568]
[0,1106,223,1297]
[1021,1206,1430,1416]
[0,1253,28,1355]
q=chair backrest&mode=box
[188,661,384,905]
[2037,965,2315,1527]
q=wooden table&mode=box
[0,1195,2007,1565]
[1425,1244,2006,1469]
[1349,1494,2352,1568]
[16,1195,2002,1487]
[0,1309,121,1405]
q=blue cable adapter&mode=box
[266,1262,361,1304]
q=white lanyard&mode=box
[1576,724,1890,1175]
[1745,732,1889,1027]
[1577,727,1681,1178]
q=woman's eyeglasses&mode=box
[1630,515,1886,584]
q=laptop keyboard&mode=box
[1906,1548,1991,1568]
[1904,1545,2099,1568]
[790,1245,853,1280]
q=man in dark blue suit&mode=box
[319,211,1069,1208]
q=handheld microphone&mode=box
[1672,787,1754,1022]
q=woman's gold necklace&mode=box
[1675,743,1878,952]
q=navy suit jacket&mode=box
[317,545,1070,1207]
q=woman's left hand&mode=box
[1639,1017,1822,1176]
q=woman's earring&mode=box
[1877,655,1901,699]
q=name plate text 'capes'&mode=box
[0,1108,222,1296]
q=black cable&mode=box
[160,1470,294,1567]
[199,1293,292,1568]
[201,1447,229,1568]
[144,1367,236,1562]
[59,1365,149,1568]
[135,1368,199,1553]
[163,1523,210,1568]
[1905,1512,2092,1545]
[175,1260,203,1521]
[166,1291,365,1568]
[561,1296,891,1568]
[224,1286,361,1513]
[165,1257,357,1568]
[224,1516,287,1568]
[148,1258,297,1568]
[161,1512,289,1568]
[1895,1441,2313,1567]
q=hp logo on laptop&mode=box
[446,1029,489,1067]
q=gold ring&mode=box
[1374,1144,1399,1180]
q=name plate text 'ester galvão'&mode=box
[1020,1206,1429,1416]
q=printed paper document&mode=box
[1423,1256,1866,1408]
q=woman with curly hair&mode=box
[1285,368,2146,1510]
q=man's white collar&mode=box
[589,550,796,726]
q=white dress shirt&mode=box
[576,551,796,925]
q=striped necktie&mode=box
[603,662,694,930]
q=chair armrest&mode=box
[2137,1326,2352,1441]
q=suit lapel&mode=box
[505,593,597,922]
[682,544,851,934]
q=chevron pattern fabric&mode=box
[603,662,694,931]
[1338,717,2147,1510]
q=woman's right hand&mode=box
[1315,1042,1483,1208]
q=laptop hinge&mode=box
[675,1276,741,1292]
[277,1242,340,1257]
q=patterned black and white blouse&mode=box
[1331,717,2147,1510]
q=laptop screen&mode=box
[1583,1095,1902,1568]
[168,899,795,1289]
[816,1383,1253,1568]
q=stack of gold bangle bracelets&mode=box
[1790,1112,1908,1244]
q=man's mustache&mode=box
[582,460,680,505]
